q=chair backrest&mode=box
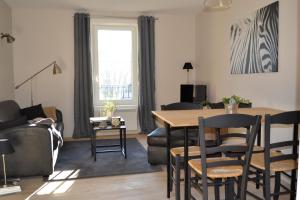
[264,111,299,172]
[217,102,253,145]
[207,102,224,109]
[198,114,261,200]
[207,102,252,109]
[239,102,252,108]
[161,102,201,111]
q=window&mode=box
[91,20,138,109]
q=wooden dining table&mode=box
[152,107,283,200]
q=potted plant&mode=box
[102,101,117,118]
[222,95,250,114]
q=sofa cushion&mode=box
[0,100,22,123]
[43,106,57,121]
[21,104,47,120]
[28,118,55,126]
[0,116,27,131]
[147,127,196,147]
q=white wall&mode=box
[155,14,196,109]
[12,9,75,137]
[195,0,299,110]
[297,1,300,196]
[0,0,14,101]
[12,9,196,137]
[297,0,300,110]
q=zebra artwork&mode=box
[230,1,278,74]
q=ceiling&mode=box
[4,0,204,14]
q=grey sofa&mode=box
[0,100,64,178]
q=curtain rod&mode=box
[91,15,159,20]
[74,14,158,20]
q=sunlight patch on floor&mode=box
[25,170,80,199]
[53,180,75,194]
[36,181,62,195]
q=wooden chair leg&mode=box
[187,165,191,200]
[214,179,221,200]
[175,155,181,200]
[264,170,271,200]
[195,174,200,184]
[290,169,297,200]
[273,172,280,200]
[170,155,174,192]
[256,170,260,189]
[225,178,234,200]
[237,176,242,198]
[263,172,266,198]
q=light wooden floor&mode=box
[1,134,290,200]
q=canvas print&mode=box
[230,1,279,74]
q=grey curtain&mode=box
[138,16,156,134]
[73,13,94,138]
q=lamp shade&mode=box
[0,139,14,154]
[183,62,193,70]
[203,0,232,11]
[53,63,62,75]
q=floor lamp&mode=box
[15,61,62,106]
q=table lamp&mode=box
[0,139,21,195]
[183,62,193,84]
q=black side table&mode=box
[90,117,127,161]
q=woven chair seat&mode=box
[251,151,297,172]
[189,157,243,178]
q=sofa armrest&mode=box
[0,125,55,177]
[55,109,63,123]
[55,109,64,138]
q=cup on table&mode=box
[111,116,121,127]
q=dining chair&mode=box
[161,102,201,200]
[249,111,299,200]
[188,114,261,200]
[218,102,263,154]
[217,101,264,190]
[207,102,225,109]
[161,102,202,111]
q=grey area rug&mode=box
[49,138,161,181]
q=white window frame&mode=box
[91,19,138,111]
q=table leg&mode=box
[119,128,123,151]
[184,127,189,200]
[165,123,171,198]
[91,128,94,156]
[94,130,97,161]
[124,128,127,159]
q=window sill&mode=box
[95,105,138,112]
[116,105,138,111]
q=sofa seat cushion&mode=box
[147,128,197,147]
